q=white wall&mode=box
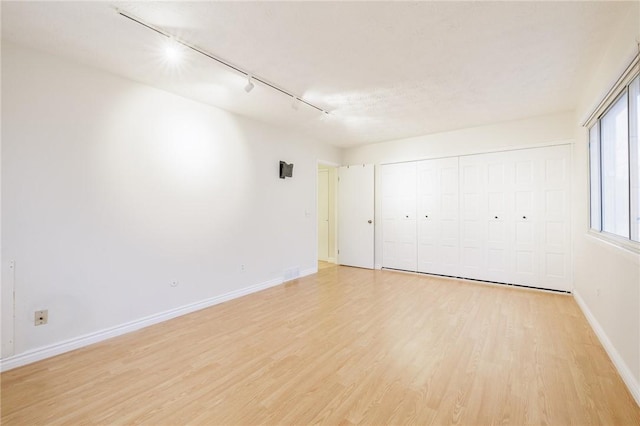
[571,6,640,403]
[343,111,574,165]
[1,42,341,363]
[343,111,575,269]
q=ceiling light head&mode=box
[164,38,182,63]
[244,75,255,93]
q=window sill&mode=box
[585,230,640,260]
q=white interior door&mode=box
[317,169,329,261]
[513,151,539,286]
[537,145,572,291]
[459,155,488,280]
[338,164,374,269]
[484,151,515,283]
[381,162,417,271]
[460,146,572,290]
[380,145,571,292]
[417,157,459,276]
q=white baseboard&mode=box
[301,266,318,277]
[0,275,290,372]
[327,257,336,264]
[574,290,640,407]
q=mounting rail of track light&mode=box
[116,8,330,116]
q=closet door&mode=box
[381,162,417,271]
[460,151,517,284]
[537,145,572,291]
[459,146,571,290]
[512,150,540,286]
[484,151,516,284]
[381,145,571,291]
[417,157,459,276]
[459,155,489,281]
[511,145,572,291]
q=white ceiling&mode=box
[1,1,632,147]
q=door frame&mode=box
[317,168,330,262]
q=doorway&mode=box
[317,164,337,263]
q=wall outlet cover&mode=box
[34,310,48,326]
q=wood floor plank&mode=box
[2,263,639,425]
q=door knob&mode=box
[368,220,373,224]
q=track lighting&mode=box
[244,76,255,93]
[117,8,330,115]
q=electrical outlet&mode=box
[34,310,48,326]
[240,264,246,272]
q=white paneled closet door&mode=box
[459,151,516,284]
[484,151,515,284]
[537,145,572,291]
[510,146,572,290]
[417,157,460,276]
[513,150,539,287]
[459,145,571,291]
[381,162,417,271]
[382,144,571,292]
[459,155,489,281]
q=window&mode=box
[589,74,640,244]
[630,76,640,241]
[600,93,629,237]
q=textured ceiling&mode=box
[1,1,633,147]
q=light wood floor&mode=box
[2,263,639,425]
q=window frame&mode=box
[587,67,640,253]
[589,122,601,231]
[629,75,640,242]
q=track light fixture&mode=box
[244,76,255,93]
[116,8,330,116]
